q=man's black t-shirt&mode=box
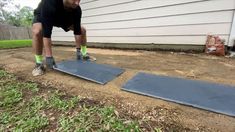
[34,0,82,38]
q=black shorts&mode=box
[32,13,73,32]
[32,13,42,24]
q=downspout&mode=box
[228,9,235,48]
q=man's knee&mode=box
[32,24,42,37]
[81,26,86,35]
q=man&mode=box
[32,0,89,76]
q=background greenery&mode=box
[0,0,33,27]
[0,40,32,49]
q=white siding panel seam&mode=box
[83,10,233,24]
[52,35,230,45]
[87,34,229,37]
[54,35,228,37]
[86,22,231,30]
[83,0,140,11]
[80,0,98,5]
[82,0,210,17]
[52,22,230,31]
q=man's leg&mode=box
[32,23,43,56]
[32,23,45,76]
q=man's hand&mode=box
[43,38,56,69]
[46,57,57,69]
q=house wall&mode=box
[52,0,235,50]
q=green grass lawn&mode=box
[0,40,32,49]
[0,69,150,131]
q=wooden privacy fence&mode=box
[0,24,32,40]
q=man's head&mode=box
[63,0,81,9]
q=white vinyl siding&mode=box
[52,0,235,46]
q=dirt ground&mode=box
[1,46,235,131]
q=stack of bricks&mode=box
[205,35,225,56]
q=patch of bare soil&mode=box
[0,46,235,131]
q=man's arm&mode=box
[41,0,56,56]
[75,35,84,47]
[41,0,56,68]
[74,6,83,49]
